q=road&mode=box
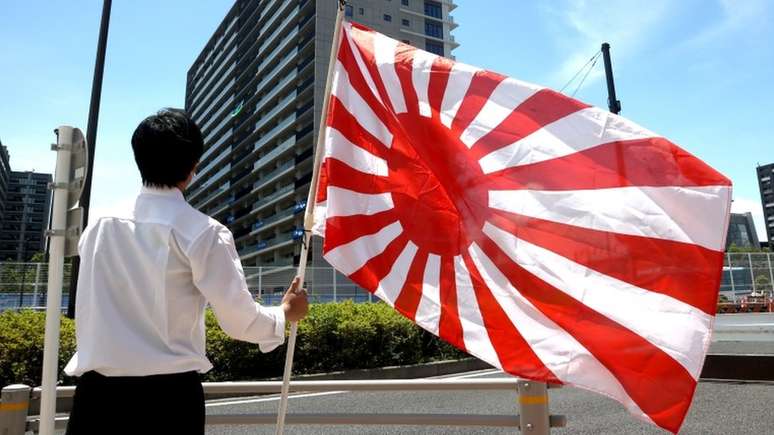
[713,312,774,342]
[203,369,774,434]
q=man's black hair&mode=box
[131,108,204,188]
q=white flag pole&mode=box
[274,2,346,434]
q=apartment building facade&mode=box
[0,171,52,260]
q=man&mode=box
[63,108,309,434]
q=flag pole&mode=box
[600,42,621,114]
[274,2,346,434]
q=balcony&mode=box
[239,234,296,260]
[191,39,237,105]
[255,70,297,113]
[252,184,295,214]
[253,114,296,152]
[196,145,232,181]
[252,161,295,193]
[258,0,281,20]
[199,94,235,134]
[200,128,233,163]
[254,137,296,171]
[249,207,296,237]
[254,91,297,134]
[198,164,231,192]
[193,63,236,120]
[259,3,299,54]
[255,48,298,96]
[211,194,236,217]
[257,27,299,76]
[192,182,230,211]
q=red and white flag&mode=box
[312,22,731,433]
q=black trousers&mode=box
[65,370,204,435]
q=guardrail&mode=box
[2,378,566,434]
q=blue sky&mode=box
[1,0,772,239]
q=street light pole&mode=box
[67,0,112,318]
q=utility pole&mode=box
[67,0,112,318]
[600,42,621,114]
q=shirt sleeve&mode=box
[189,225,285,352]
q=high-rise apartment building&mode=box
[0,171,52,260]
[0,143,10,228]
[185,0,459,272]
[758,162,774,243]
[725,212,759,250]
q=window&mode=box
[359,7,364,14]
[384,14,392,22]
[425,40,444,55]
[402,18,410,26]
[425,19,442,37]
[402,0,410,5]
[424,1,442,18]
[345,4,353,17]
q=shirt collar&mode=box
[140,185,186,201]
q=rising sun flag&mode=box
[310,21,732,433]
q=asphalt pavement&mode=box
[203,369,774,435]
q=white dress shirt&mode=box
[64,186,285,377]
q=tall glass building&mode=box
[758,163,774,244]
[184,0,459,275]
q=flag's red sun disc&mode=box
[387,112,490,257]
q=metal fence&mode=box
[2,254,773,311]
[0,263,371,311]
[0,263,72,311]
[721,252,774,301]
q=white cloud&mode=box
[730,196,767,241]
[541,0,671,92]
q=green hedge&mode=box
[0,302,465,387]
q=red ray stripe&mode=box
[392,249,429,321]
[323,210,399,254]
[427,57,453,118]
[488,137,733,190]
[324,158,396,194]
[327,98,392,161]
[393,43,420,116]
[470,89,588,159]
[348,233,410,292]
[487,211,723,314]
[462,253,561,383]
[337,27,393,125]
[347,24,397,115]
[439,256,466,352]
[316,159,329,203]
[449,70,507,137]
[478,236,696,433]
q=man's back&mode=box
[65,187,284,377]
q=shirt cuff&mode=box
[258,304,286,353]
